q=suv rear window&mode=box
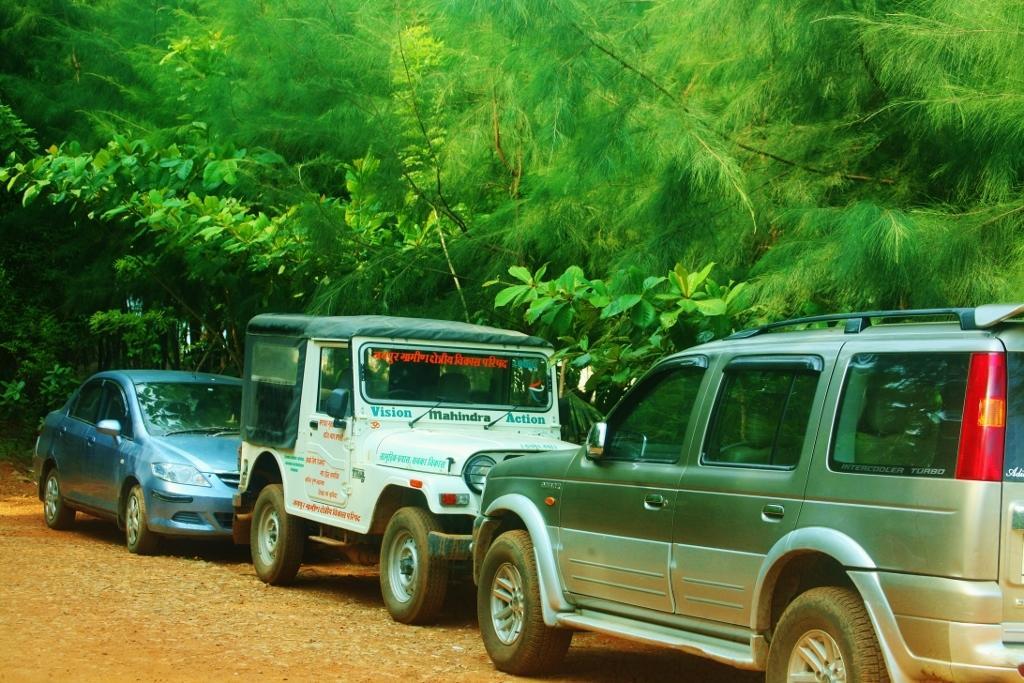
[830,353,969,478]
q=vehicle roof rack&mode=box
[727,303,1024,340]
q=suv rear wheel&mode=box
[766,586,889,683]
[478,530,572,675]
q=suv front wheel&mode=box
[478,530,572,675]
[380,507,448,624]
[251,484,305,585]
[766,586,890,683]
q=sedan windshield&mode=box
[135,382,242,436]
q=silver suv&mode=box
[471,304,1024,682]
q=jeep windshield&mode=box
[361,345,551,410]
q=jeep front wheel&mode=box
[251,484,305,585]
[478,530,571,675]
[380,507,448,624]
[766,586,889,683]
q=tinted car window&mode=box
[101,382,133,438]
[604,364,705,463]
[71,381,104,424]
[136,382,242,436]
[830,353,969,478]
[703,368,818,468]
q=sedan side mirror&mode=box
[97,419,122,441]
[324,388,352,429]
[586,422,607,460]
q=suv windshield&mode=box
[136,381,243,436]
[361,345,550,409]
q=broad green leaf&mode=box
[495,284,530,308]
[508,265,532,284]
[686,262,715,295]
[600,294,642,318]
[642,276,666,291]
[631,299,657,328]
[694,298,727,316]
[21,184,39,206]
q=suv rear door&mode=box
[999,336,1024,634]
[672,350,836,627]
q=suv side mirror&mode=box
[324,388,351,428]
[96,419,122,441]
[586,422,607,460]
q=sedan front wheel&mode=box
[125,484,160,555]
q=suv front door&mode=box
[556,358,707,613]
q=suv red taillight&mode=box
[955,352,1007,482]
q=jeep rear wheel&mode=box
[766,586,889,683]
[380,507,448,624]
[478,530,571,675]
[251,484,305,585]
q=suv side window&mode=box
[71,380,104,424]
[317,346,352,413]
[100,382,133,439]
[830,353,969,478]
[703,360,820,468]
[604,362,706,463]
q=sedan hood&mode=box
[149,434,240,473]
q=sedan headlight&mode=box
[151,462,211,487]
[463,454,497,494]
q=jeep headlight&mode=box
[463,454,496,494]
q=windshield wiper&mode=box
[408,400,444,428]
[164,426,240,436]
[484,406,518,430]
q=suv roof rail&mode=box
[727,303,1024,340]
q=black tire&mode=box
[477,530,572,675]
[251,484,305,585]
[125,484,160,555]
[42,467,75,530]
[766,586,890,683]
[380,507,448,624]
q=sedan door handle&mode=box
[762,504,785,521]
[86,437,96,446]
[643,493,667,510]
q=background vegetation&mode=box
[2,0,1023,438]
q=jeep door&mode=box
[556,358,708,613]
[293,344,354,511]
[672,351,836,627]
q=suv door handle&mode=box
[644,493,667,510]
[762,504,785,521]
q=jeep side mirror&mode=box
[324,388,351,429]
[96,419,122,441]
[586,422,607,460]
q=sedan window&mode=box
[101,382,133,439]
[70,381,104,424]
[135,382,242,437]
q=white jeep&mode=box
[232,314,577,624]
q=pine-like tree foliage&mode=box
[2,0,1024,335]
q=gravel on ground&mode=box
[0,461,763,682]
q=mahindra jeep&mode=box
[232,314,577,624]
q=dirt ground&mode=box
[0,462,763,682]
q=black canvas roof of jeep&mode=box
[247,313,551,348]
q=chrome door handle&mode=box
[762,504,785,521]
[644,493,667,509]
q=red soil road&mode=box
[0,462,762,682]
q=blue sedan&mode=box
[33,370,243,554]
